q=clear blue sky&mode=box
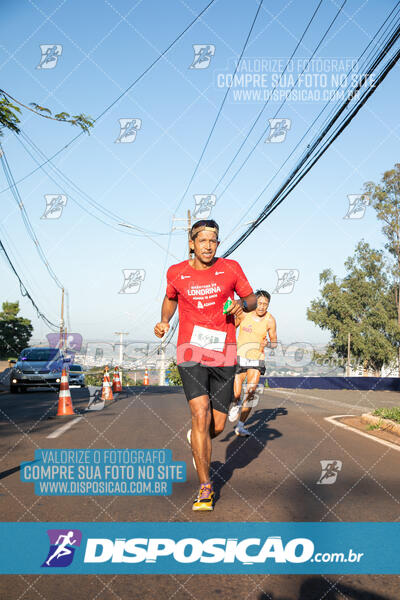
[0,0,398,351]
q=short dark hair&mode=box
[256,289,271,302]
[190,219,219,241]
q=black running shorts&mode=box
[177,363,236,414]
[235,355,266,376]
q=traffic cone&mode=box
[112,366,122,392]
[56,368,75,416]
[101,366,114,401]
[143,368,150,386]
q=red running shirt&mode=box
[166,257,253,366]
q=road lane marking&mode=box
[266,389,371,412]
[46,417,83,439]
[325,414,400,452]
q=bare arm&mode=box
[265,316,277,349]
[161,295,177,322]
[240,292,257,312]
[225,292,257,318]
[234,312,246,328]
[154,295,177,338]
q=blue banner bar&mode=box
[0,522,398,574]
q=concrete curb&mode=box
[361,412,400,437]
[325,415,400,452]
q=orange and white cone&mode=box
[101,367,114,401]
[112,366,122,392]
[143,368,149,386]
[56,368,75,416]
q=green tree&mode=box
[307,241,399,375]
[0,89,93,136]
[365,163,400,372]
[167,359,182,385]
[0,301,33,358]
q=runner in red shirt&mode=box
[154,219,256,511]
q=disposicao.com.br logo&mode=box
[42,529,82,567]
[83,536,363,565]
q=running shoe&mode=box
[228,401,241,422]
[192,483,214,511]
[234,423,251,437]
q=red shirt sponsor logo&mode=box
[166,258,252,366]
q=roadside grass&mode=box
[372,407,400,424]
[367,422,382,431]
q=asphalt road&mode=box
[0,384,399,599]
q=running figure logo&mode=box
[272,269,299,294]
[343,194,370,219]
[193,194,216,219]
[41,194,67,219]
[189,44,215,69]
[37,45,62,69]
[119,269,146,294]
[46,332,83,353]
[115,118,142,143]
[242,383,264,408]
[317,460,342,485]
[42,529,82,567]
[265,119,291,143]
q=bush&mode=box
[85,371,144,387]
[85,372,104,386]
[167,360,182,386]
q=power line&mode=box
[11,133,181,262]
[0,145,64,291]
[0,0,218,197]
[16,130,174,237]
[214,0,347,204]
[210,0,324,196]
[0,238,59,329]
[222,1,400,240]
[173,0,266,216]
[160,0,266,295]
[222,25,400,257]
[159,10,400,353]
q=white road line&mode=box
[46,417,83,439]
[266,388,371,412]
[325,414,400,453]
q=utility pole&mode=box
[158,340,166,386]
[346,332,351,377]
[60,288,65,350]
[187,209,192,258]
[172,211,192,258]
[114,332,129,364]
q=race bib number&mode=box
[190,325,227,353]
[239,356,262,367]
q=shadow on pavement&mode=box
[123,385,184,395]
[258,576,393,599]
[211,407,287,502]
